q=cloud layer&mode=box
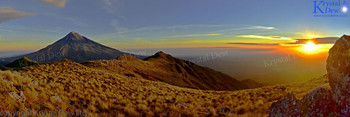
[288,37,339,44]
[168,34,221,38]
[237,35,292,40]
[0,7,36,24]
[227,43,279,45]
[38,0,67,8]
[244,26,275,30]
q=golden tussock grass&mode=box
[0,59,329,116]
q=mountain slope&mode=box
[241,79,265,89]
[5,57,38,68]
[4,32,141,63]
[83,51,263,91]
[0,65,11,70]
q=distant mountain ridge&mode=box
[5,57,38,68]
[0,60,10,65]
[84,51,264,91]
[3,32,142,63]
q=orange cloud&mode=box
[38,0,67,8]
[0,7,36,23]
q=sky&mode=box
[1,0,349,83]
[0,0,350,51]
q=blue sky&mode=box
[0,0,349,50]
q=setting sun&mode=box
[303,41,319,53]
[294,40,329,55]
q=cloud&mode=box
[110,20,129,38]
[60,16,87,27]
[244,26,275,30]
[237,35,292,40]
[227,43,279,45]
[0,7,36,23]
[109,24,274,35]
[166,24,227,29]
[168,34,221,38]
[110,23,228,34]
[38,0,67,8]
[213,25,276,34]
[111,20,129,33]
[288,37,339,44]
[41,12,88,27]
[103,0,113,6]
[133,24,227,32]
[133,26,163,32]
[102,0,126,19]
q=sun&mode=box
[302,41,319,54]
[343,6,348,13]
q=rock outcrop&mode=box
[270,87,336,116]
[270,93,302,117]
[326,35,350,116]
[300,87,335,117]
[270,35,350,116]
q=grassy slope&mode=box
[84,54,252,91]
[0,59,329,116]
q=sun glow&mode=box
[294,40,323,54]
[289,31,335,55]
[303,41,319,53]
[293,42,333,55]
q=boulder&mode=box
[300,87,336,117]
[269,93,302,117]
[327,35,350,116]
